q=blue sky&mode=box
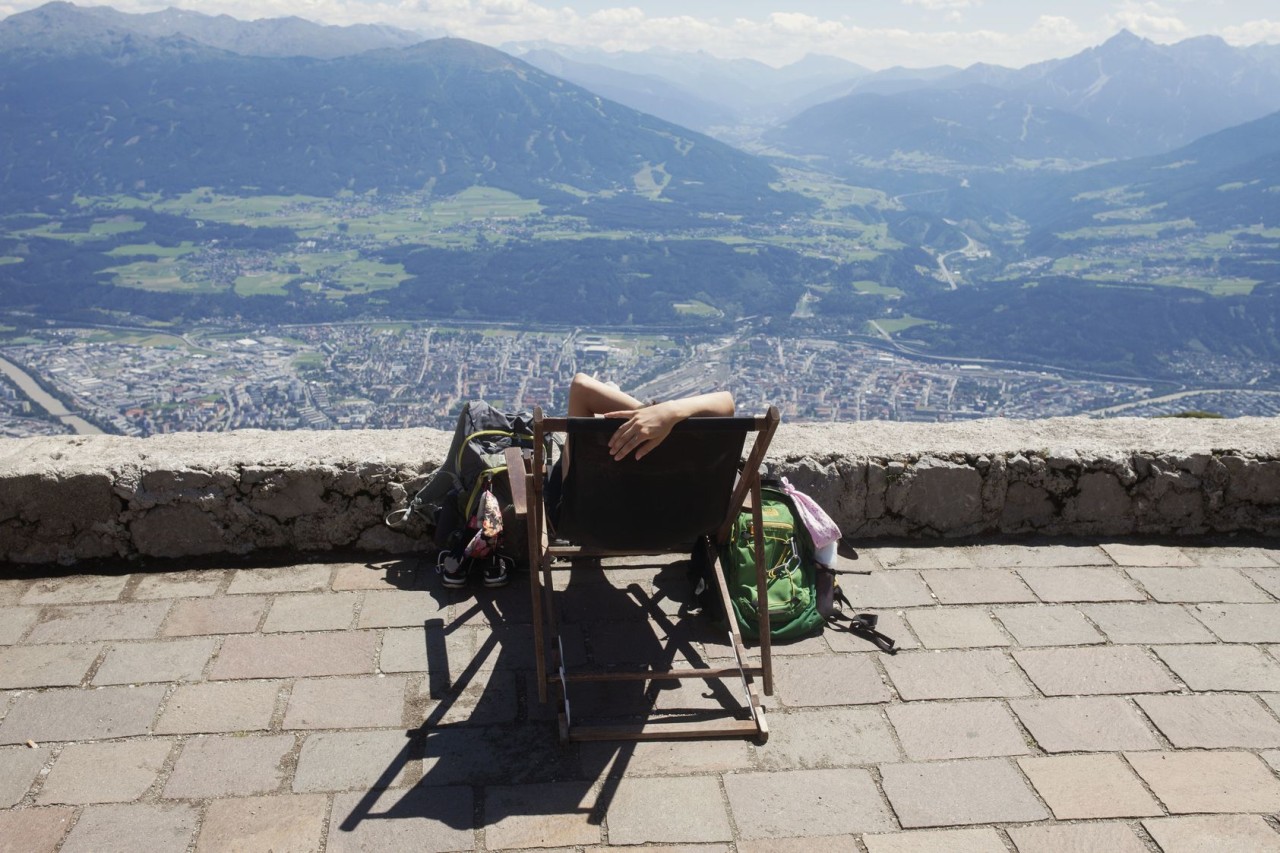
[6,0,1279,68]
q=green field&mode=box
[1056,218,1196,241]
[852,279,905,297]
[106,258,222,293]
[875,315,934,334]
[107,242,198,258]
[14,215,146,242]
[1152,275,1258,296]
[673,299,721,317]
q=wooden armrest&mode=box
[503,447,529,516]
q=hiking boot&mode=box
[483,555,512,588]
[438,553,467,589]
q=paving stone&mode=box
[37,739,171,804]
[879,758,1049,828]
[888,700,1030,760]
[824,611,919,651]
[977,544,1113,567]
[21,574,128,604]
[380,625,433,673]
[773,654,892,706]
[883,649,1028,700]
[163,734,294,798]
[1136,694,1280,748]
[226,563,333,594]
[1185,546,1280,568]
[161,594,268,636]
[420,667,519,727]
[863,828,1007,853]
[419,724,574,787]
[1264,693,1280,716]
[1007,823,1150,853]
[0,578,30,606]
[0,684,165,745]
[1126,750,1280,813]
[601,776,733,844]
[284,674,408,729]
[1153,644,1280,691]
[902,608,1009,648]
[1264,749,1280,774]
[0,806,75,853]
[869,546,979,569]
[920,569,1036,604]
[1017,754,1160,819]
[752,706,900,770]
[59,803,199,853]
[92,637,217,685]
[992,605,1104,646]
[1191,602,1280,641]
[1078,603,1216,644]
[0,744,50,807]
[582,735,756,776]
[331,560,423,591]
[1143,815,1280,853]
[210,630,378,679]
[724,768,893,839]
[835,571,935,607]
[1009,696,1162,752]
[25,601,169,643]
[0,606,39,644]
[1244,567,1280,598]
[263,591,358,632]
[0,643,100,688]
[1017,567,1145,602]
[155,680,281,734]
[1013,646,1178,695]
[358,588,450,627]
[484,782,602,850]
[131,570,225,600]
[293,728,416,792]
[198,794,329,853]
[1101,543,1195,567]
[1128,566,1272,602]
[328,787,473,853]
[737,838,843,853]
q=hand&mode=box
[603,402,681,461]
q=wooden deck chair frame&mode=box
[504,405,780,743]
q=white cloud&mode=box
[901,0,981,10]
[1106,1,1189,39]
[1220,18,1280,45]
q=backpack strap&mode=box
[818,567,897,653]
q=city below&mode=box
[3,321,1280,440]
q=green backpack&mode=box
[720,486,825,641]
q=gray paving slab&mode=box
[161,594,268,636]
[753,706,900,770]
[1101,543,1195,567]
[0,684,166,745]
[919,569,1036,604]
[283,674,408,729]
[292,729,416,792]
[1190,602,1280,641]
[357,587,449,627]
[975,544,1111,567]
[1143,815,1280,853]
[1136,694,1280,748]
[154,680,281,734]
[879,758,1049,828]
[331,560,421,591]
[868,546,979,569]
[263,591,358,632]
[773,653,892,706]
[1126,750,1280,813]
[1010,696,1162,752]
[1017,567,1145,602]
[902,608,1010,648]
[163,734,295,799]
[1013,646,1180,695]
[1007,823,1150,853]
[1184,546,1280,568]
[484,782,602,850]
[608,776,733,844]
[835,571,935,607]
[25,601,170,644]
[1016,754,1161,819]
[0,579,30,607]
[883,649,1029,700]
[327,787,473,853]
[579,733,755,777]
[1244,566,1280,598]
[198,794,330,853]
[724,768,893,839]
[0,744,49,807]
[0,607,38,644]
[20,574,128,604]
[210,630,379,679]
[992,605,1104,646]
[92,637,217,685]
[887,700,1029,760]
[0,643,100,689]
[1128,566,1273,602]
[0,806,75,853]
[1079,603,1217,644]
[1153,644,1280,692]
[225,563,332,594]
[131,569,225,600]
[37,740,171,804]
[863,827,1007,853]
[58,803,199,853]
[825,611,919,651]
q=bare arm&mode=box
[604,391,735,461]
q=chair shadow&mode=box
[334,553,750,836]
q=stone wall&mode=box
[1,417,1278,566]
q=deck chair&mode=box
[504,405,780,743]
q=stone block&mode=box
[773,654,892,706]
[887,700,1029,760]
[1126,750,1280,813]
[1245,566,1280,596]
[1128,566,1271,602]
[1068,470,1131,524]
[1143,815,1280,853]
[210,630,378,679]
[0,607,38,644]
[59,803,199,853]
[0,806,75,853]
[724,768,893,839]
[331,560,422,591]
[1013,646,1178,695]
[1007,823,1150,853]
[1100,543,1195,567]
[1191,602,1280,641]
[358,588,450,627]
[132,504,226,558]
[198,794,329,853]
[825,611,919,651]
[92,637,216,685]
[580,730,754,777]
[292,729,416,792]
[1136,694,1280,748]
[1009,696,1160,752]
[837,571,935,607]
[1016,567,1144,602]
[0,684,165,745]
[263,591,358,633]
[0,744,50,807]
[887,457,983,532]
[418,724,572,787]
[863,828,1007,853]
[1000,481,1055,530]
[871,546,978,570]
[879,758,1048,828]
[993,605,1103,646]
[903,608,1010,648]
[484,782,602,850]
[606,776,733,844]
[920,569,1036,604]
[131,569,226,600]
[161,595,268,636]
[1079,603,1216,644]
[25,601,169,644]
[980,544,1111,567]
[163,734,295,798]
[284,675,408,729]
[155,680,281,734]
[38,739,171,804]
[327,787,473,853]
[1153,644,1280,691]
[1186,547,1279,568]
[753,706,900,770]
[0,643,100,688]
[883,650,1029,700]
[20,573,127,604]
[1017,754,1160,819]
[226,563,333,595]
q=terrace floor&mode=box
[2,541,1280,852]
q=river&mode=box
[0,355,103,435]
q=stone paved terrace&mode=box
[3,541,1280,852]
